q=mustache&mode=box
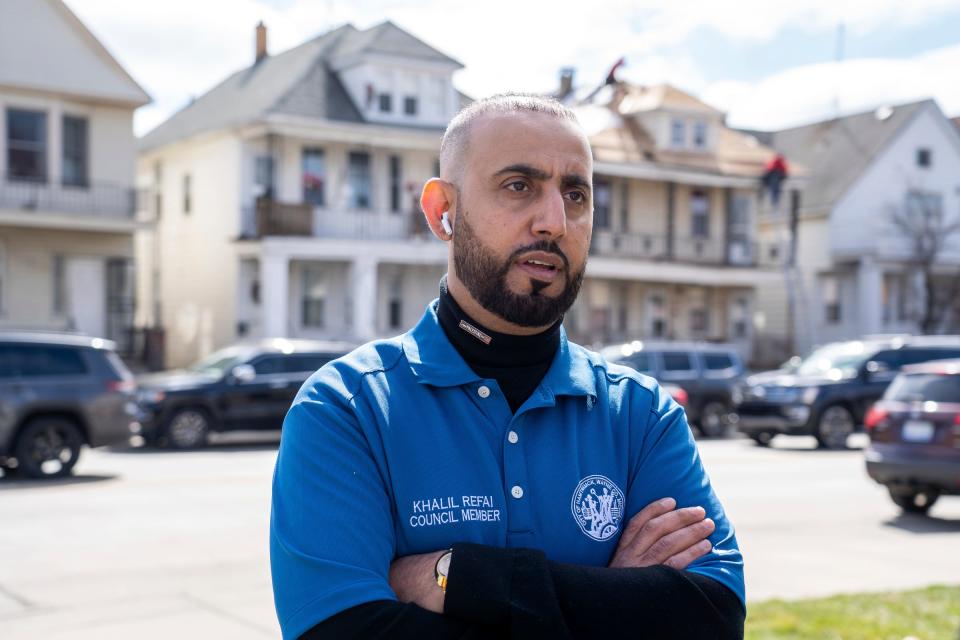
[507,240,570,271]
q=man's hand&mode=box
[609,497,715,570]
[389,550,446,614]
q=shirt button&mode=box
[507,431,519,444]
[477,385,491,398]
[511,486,524,499]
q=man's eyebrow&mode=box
[493,163,550,181]
[561,173,591,191]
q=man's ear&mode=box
[421,178,456,241]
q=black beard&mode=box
[452,209,585,328]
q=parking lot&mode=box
[1,433,959,639]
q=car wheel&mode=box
[698,401,731,438]
[888,488,940,515]
[14,417,83,479]
[815,405,855,450]
[750,431,775,447]
[165,408,211,449]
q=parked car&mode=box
[0,332,137,478]
[602,341,746,437]
[135,338,353,449]
[864,359,960,514]
[662,383,689,409]
[733,336,960,449]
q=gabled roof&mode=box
[0,0,149,106]
[139,21,462,152]
[617,83,722,116]
[752,100,931,212]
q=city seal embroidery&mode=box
[571,475,625,541]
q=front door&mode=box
[66,257,106,338]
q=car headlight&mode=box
[137,389,166,404]
[802,386,820,404]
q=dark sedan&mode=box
[135,338,353,448]
[864,359,960,515]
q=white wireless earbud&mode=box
[440,212,453,235]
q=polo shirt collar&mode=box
[402,301,597,402]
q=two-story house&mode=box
[564,81,788,357]
[752,100,960,355]
[0,0,150,352]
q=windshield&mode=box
[886,374,960,403]
[794,342,873,379]
[188,346,254,375]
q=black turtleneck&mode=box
[436,277,560,412]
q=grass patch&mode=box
[747,585,960,640]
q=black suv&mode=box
[135,338,353,448]
[733,336,960,449]
[602,341,747,437]
[0,332,138,478]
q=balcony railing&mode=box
[242,198,434,241]
[0,175,135,219]
[590,230,765,267]
[254,198,313,236]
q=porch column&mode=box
[261,253,289,337]
[351,255,378,341]
[857,256,882,336]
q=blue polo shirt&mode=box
[271,302,744,640]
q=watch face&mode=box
[436,551,452,577]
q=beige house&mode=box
[0,0,150,352]
[566,81,789,359]
[137,22,786,368]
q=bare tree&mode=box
[889,190,960,333]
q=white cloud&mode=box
[62,0,960,135]
[703,43,960,129]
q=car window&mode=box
[703,353,735,371]
[0,345,17,378]
[252,355,286,375]
[14,345,88,377]
[622,352,653,374]
[285,354,334,374]
[887,374,960,403]
[901,348,960,365]
[662,352,694,372]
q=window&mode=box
[433,157,441,178]
[302,148,325,206]
[153,162,163,220]
[182,174,192,214]
[689,308,709,335]
[7,109,47,182]
[882,273,910,324]
[731,297,749,339]
[905,190,943,226]
[62,115,88,187]
[704,353,735,371]
[822,275,841,323]
[594,179,611,229]
[378,93,392,113]
[287,354,334,373]
[916,148,931,168]
[52,254,66,315]
[888,373,960,403]
[255,155,275,198]
[389,299,402,329]
[404,96,418,116]
[347,151,372,209]
[252,356,285,375]
[389,155,402,213]
[690,190,710,237]
[648,294,667,338]
[670,118,686,147]
[301,266,326,328]
[624,352,653,374]
[619,181,629,232]
[692,121,707,149]
[16,345,88,377]
[662,352,694,372]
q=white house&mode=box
[0,0,150,352]
[753,100,960,355]
[137,22,787,369]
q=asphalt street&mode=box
[1,432,958,639]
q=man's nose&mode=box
[531,188,567,238]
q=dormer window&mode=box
[693,121,707,150]
[378,93,392,113]
[671,119,686,148]
[404,96,418,116]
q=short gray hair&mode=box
[439,93,580,182]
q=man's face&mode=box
[451,111,593,328]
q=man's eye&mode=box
[566,191,586,203]
[506,181,529,192]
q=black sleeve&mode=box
[299,543,744,639]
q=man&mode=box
[271,94,745,639]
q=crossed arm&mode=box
[300,498,744,639]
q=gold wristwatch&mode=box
[434,549,453,592]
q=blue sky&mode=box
[64,0,960,136]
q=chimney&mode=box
[558,67,575,99]
[255,21,268,63]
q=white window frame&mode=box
[670,118,686,148]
